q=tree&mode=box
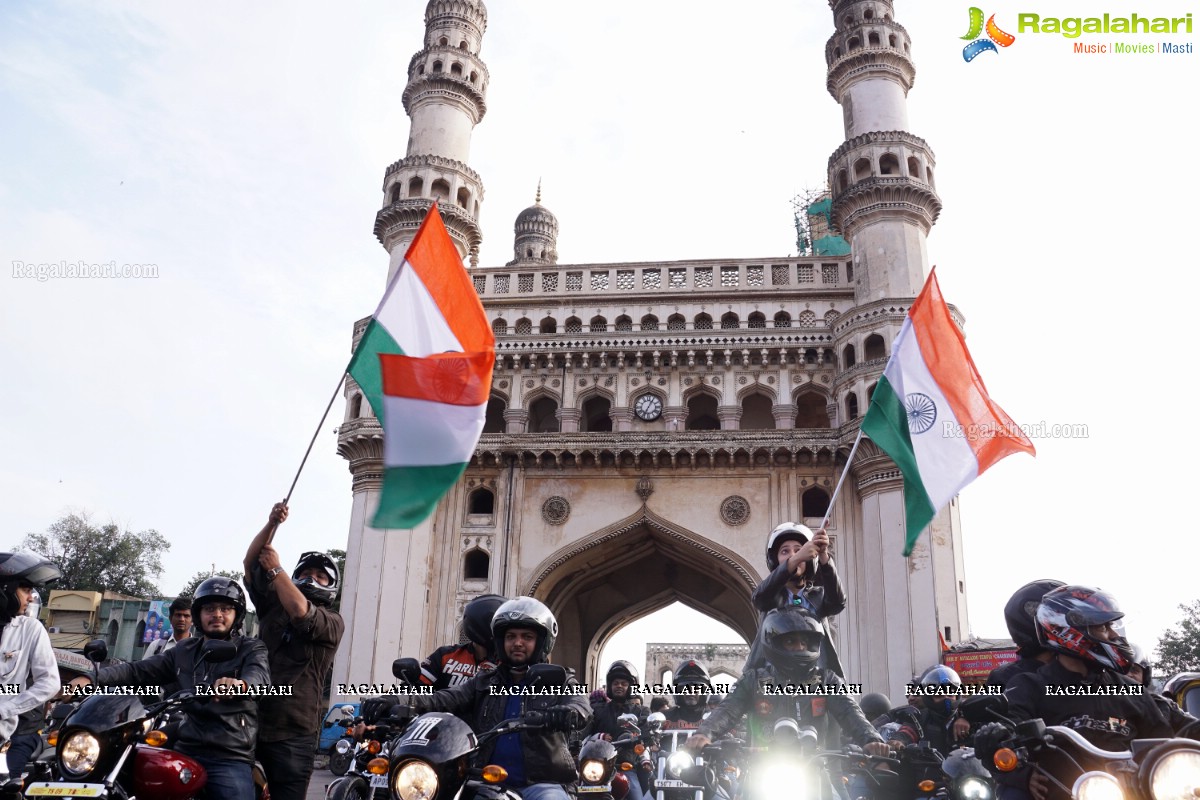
[179,569,244,600]
[23,513,169,597]
[1156,600,1200,676]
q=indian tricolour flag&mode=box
[347,204,494,529]
[860,269,1034,556]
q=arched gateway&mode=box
[331,0,970,705]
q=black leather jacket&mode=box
[748,560,847,676]
[413,664,591,785]
[583,697,648,739]
[97,634,271,764]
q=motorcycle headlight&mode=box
[754,759,807,798]
[1073,771,1123,800]
[959,776,992,800]
[667,751,694,778]
[392,760,439,800]
[335,739,352,754]
[60,731,101,777]
[582,759,607,782]
[1147,748,1200,800]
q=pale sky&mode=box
[2,1,1197,679]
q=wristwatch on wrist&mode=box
[266,566,286,582]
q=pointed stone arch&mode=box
[526,507,758,677]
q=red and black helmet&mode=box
[1035,585,1133,674]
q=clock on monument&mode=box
[634,393,663,422]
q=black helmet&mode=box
[191,576,247,636]
[765,522,815,572]
[919,665,963,715]
[859,692,892,722]
[1128,644,1152,688]
[673,659,712,707]
[761,607,824,681]
[0,552,62,622]
[1035,585,1133,674]
[491,596,557,665]
[606,659,639,697]
[461,594,506,649]
[292,551,340,607]
[1003,579,1066,654]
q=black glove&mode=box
[361,697,399,725]
[546,707,582,732]
[973,721,1014,768]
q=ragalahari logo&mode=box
[961,7,1016,61]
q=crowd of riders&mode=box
[5,513,1200,800]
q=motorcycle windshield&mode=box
[66,694,149,731]
[1182,687,1200,717]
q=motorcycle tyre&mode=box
[327,775,372,800]
[328,744,353,777]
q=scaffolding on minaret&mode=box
[791,187,851,258]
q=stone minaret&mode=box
[824,0,968,697]
[333,0,490,692]
[374,0,489,273]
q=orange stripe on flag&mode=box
[402,203,495,353]
[909,269,1035,474]
[379,351,494,407]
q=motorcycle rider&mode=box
[990,585,1199,800]
[585,660,651,797]
[369,596,589,800]
[70,577,271,800]
[0,552,62,778]
[684,607,888,756]
[1164,672,1200,716]
[243,501,345,800]
[662,660,712,730]
[749,522,846,675]
[987,579,1066,689]
[875,665,969,755]
[420,593,506,689]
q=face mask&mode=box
[22,589,42,620]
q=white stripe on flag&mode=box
[381,395,486,466]
[375,260,463,357]
[884,318,978,511]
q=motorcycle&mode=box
[22,638,238,800]
[963,695,1200,800]
[327,706,362,778]
[652,713,716,800]
[385,662,567,800]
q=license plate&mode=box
[578,785,612,793]
[369,774,389,789]
[655,780,695,789]
[25,785,105,797]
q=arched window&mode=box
[450,62,463,76]
[880,153,900,176]
[867,382,878,402]
[408,177,424,196]
[748,312,766,329]
[589,316,607,332]
[134,620,146,650]
[685,394,720,430]
[463,549,489,580]
[389,184,402,203]
[528,397,560,432]
[854,157,871,181]
[469,487,495,515]
[432,60,443,72]
[846,393,859,420]
[842,344,856,368]
[641,314,659,331]
[565,317,582,333]
[864,334,887,360]
[106,619,119,647]
[848,36,862,50]
[514,318,532,335]
[720,312,740,329]
[774,311,792,328]
[492,318,507,336]
[349,393,362,419]
[694,313,713,330]
[802,487,831,519]
[868,32,881,46]
[740,393,775,430]
[438,36,448,46]
[798,310,818,328]
[540,317,557,334]
[483,397,506,433]
[796,392,831,428]
[457,186,471,207]
[581,396,613,433]
[615,315,633,332]
[837,169,849,194]
[667,314,686,330]
[431,179,450,202]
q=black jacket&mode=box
[696,665,882,749]
[246,564,344,741]
[986,656,1046,689]
[583,697,648,739]
[748,560,847,676]
[413,664,591,786]
[97,634,271,764]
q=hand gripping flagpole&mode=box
[819,427,865,532]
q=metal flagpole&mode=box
[819,427,865,531]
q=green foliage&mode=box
[1156,600,1200,676]
[23,513,169,598]
[180,569,244,601]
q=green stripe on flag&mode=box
[860,376,937,556]
[347,319,404,417]
[372,463,469,529]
